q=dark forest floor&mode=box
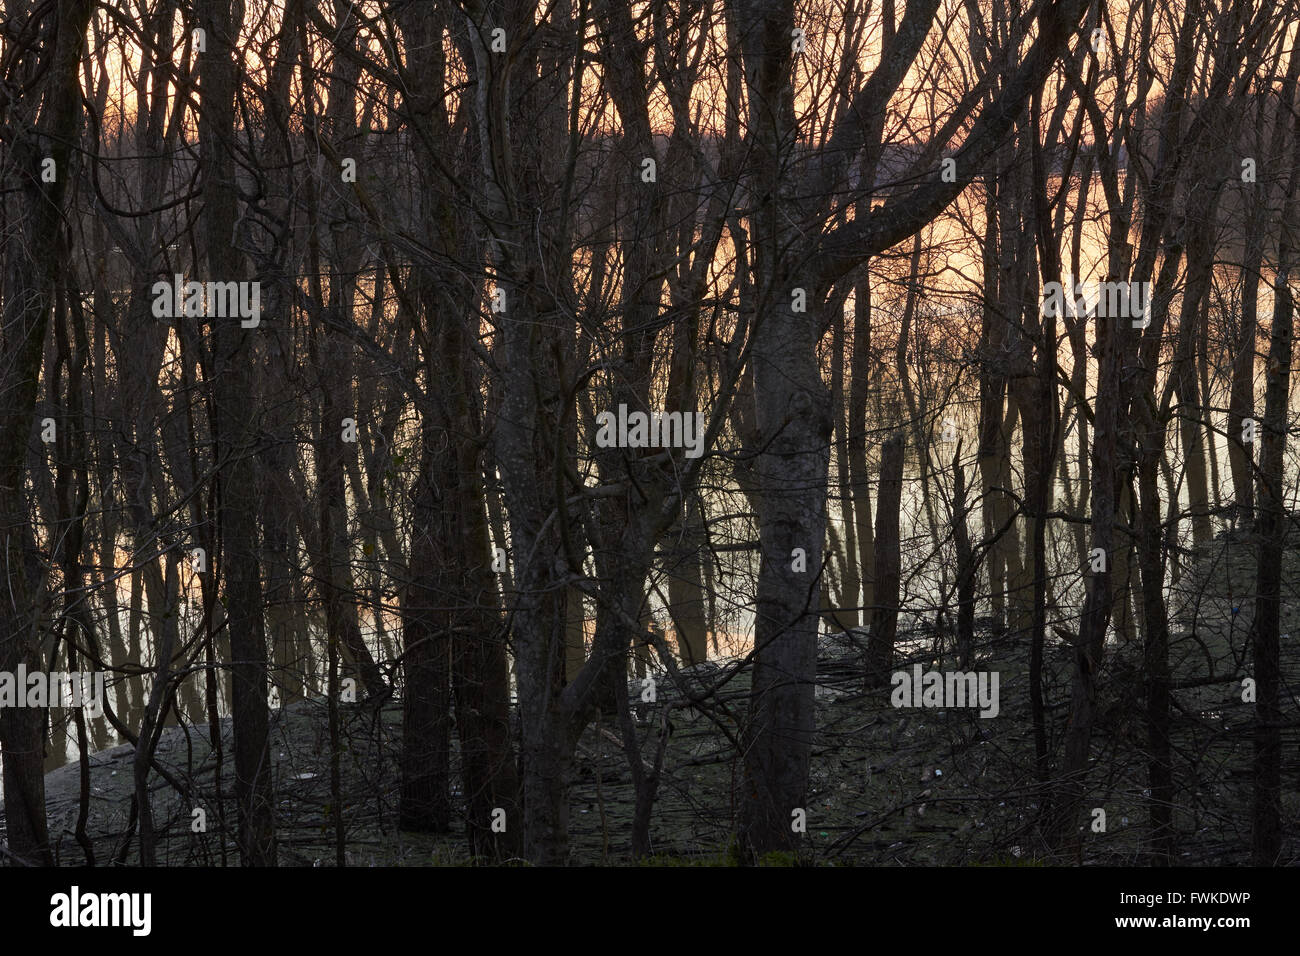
[24,526,1300,866]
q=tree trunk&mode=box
[952,448,976,670]
[866,433,904,683]
[198,0,276,866]
[0,0,93,867]
[1250,82,1300,861]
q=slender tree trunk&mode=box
[1051,241,1130,855]
[1251,90,1300,862]
[952,448,976,669]
[866,433,904,683]
[1171,227,1217,550]
[850,278,875,616]
[1230,234,1262,522]
[832,298,860,631]
[1136,434,1174,865]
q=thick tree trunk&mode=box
[735,0,830,860]
[0,0,92,868]
[398,432,454,833]
[666,496,711,665]
[740,294,833,858]
[198,0,276,866]
[452,459,520,860]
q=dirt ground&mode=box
[23,527,1300,866]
